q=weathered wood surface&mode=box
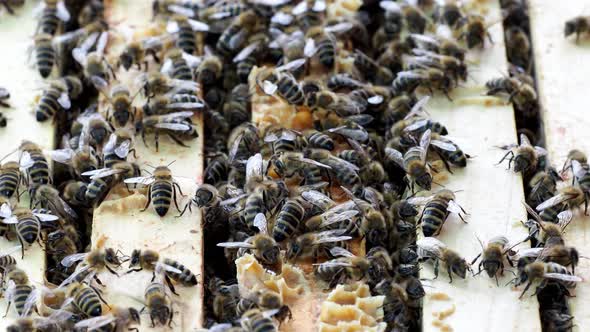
[90,1,205,330]
[0,1,56,328]
[418,1,540,331]
[529,1,590,330]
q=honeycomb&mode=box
[318,282,387,332]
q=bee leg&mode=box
[93,275,104,287]
[105,264,119,276]
[3,300,11,317]
[176,202,191,218]
[496,150,514,169]
[165,274,179,295]
[443,90,453,102]
[91,284,111,308]
[140,185,153,212]
[168,303,174,327]
[0,1,14,15]
[518,281,533,299]
[487,32,494,44]
[141,130,148,148]
[433,259,440,280]
[155,130,160,152]
[447,265,453,283]
[126,268,143,275]
[172,183,182,213]
[166,133,190,148]
[495,274,499,287]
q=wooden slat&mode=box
[529,1,590,329]
[90,1,204,330]
[0,1,56,328]
[418,1,540,331]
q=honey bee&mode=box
[385,129,433,191]
[0,204,58,258]
[208,276,240,323]
[536,185,587,215]
[47,225,80,263]
[123,164,184,217]
[522,203,573,248]
[71,30,114,89]
[497,133,547,173]
[119,35,166,71]
[305,149,362,191]
[257,61,306,106]
[32,33,57,79]
[136,111,198,151]
[505,26,531,72]
[82,161,141,204]
[314,247,369,288]
[74,306,141,332]
[562,149,588,173]
[455,14,492,49]
[143,272,174,327]
[66,281,109,317]
[304,129,333,150]
[305,26,338,70]
[77,0,104,26]
[3,266,37,317]
[0,245,19,275]
[161,48,198,81]
[429,132,470,168]
[568,159,590,195]
[240,308,279,332]
[49,146,98,180]
[0,161,22,199]
[565,16,590,43]
[528,168,560,208]
[408,33,467,62]
[405,49,467,83]
[97,84,137,128]
[102,129,135,168]
[272,198,306,242]
[515,261,581,299]
[264,128,305,154]
[293,0,325,31]
[127,248,198,295]
[486,76,537,115]
[223,84,251,128]
[286,229,352,261]
[417,237,470,282]
[59,246,126,285]
[35,0,70,36]
[166,15,208,55]
[35,79,73,122]
[380,1,430,34]
[353,49,394,86]
[204,153,229,186]
[471,235,522,284]
[542,309,574,332]
[216,10,261,55]
[373,279,411,331]
[515,244,580,275]
[228,123,260,164]
[15,140,51,186]
[392,68,455,99]
[409,189,467,237]
[136,72,200,99]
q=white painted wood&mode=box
[529,1,590,330]
[90,1,204,330]
[0,1,56,328]
[416,1,541,331]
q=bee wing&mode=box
[103,133,117,153]
[0,203,13,218]
[154,123,192,131]
[4,279,16,301]
[534,146,548,157]
[304,38,317,58]
[417,237,446,258]
[233,41,260,63]
[90,76,109,89]
[263,80,278,95]
[246,153,263,182]
[313,261,354,267]
[74,314,116,331]
[253,213,268,234]
[271,12,294,26]
[61,253,87,267]
[379,0,401,12]
[367,95,384,105]
[182,52,203,68]
[519,133,532,147]
[166,21,180,33]
[167,4,196,17]
[328,126,368,142]
[329,246,355,258]
[21,288,41,318]
[312,0,326,11]
[115,140,132,159]
[209,11,233,20]
[345,114,374,126]
[56,1,71,21]
[314,235,352,244]
[321,210,359,227]
[403,119,429,132]
[58,264,93,288]
[384,147,405,168]
[35,212,59,222]
[276,58,307,72]
[301,157,332,169]
[124,176,155,185]
[572,160,588,179]
[420,129,432,160]
[558,210,574,229]
[156,261,183,275]
[82,167,111,177]
[159,111,194,121]
[536,193,573,211]
[447,200,464,214]
[188,19,210,32]
[264,132,279,143]
[220,193,248,206]
[406,196,432,206]
[431,139,457,152]
[57,92,71,109]
[59,197,78,218]
[95,32,109,56]
[161,58,173,75]
[167,102,205,109]
[302,190,334,210]
[2,216,18,224]
[169,78,200,92]
[404,96,431,119]
[228,134,243,164]
[325,22,354,34]
[291,1,308,15]
[515,247,543,259]
[543,273,583,282]
[409,33,439,48]
[216,241,255,249]
[48,148,74,164]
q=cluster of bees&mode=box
[0,0,586,331]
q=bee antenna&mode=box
[167,160,177,167]
[432,181,445,188]
[0,148,18,163]
[144,163,156,169]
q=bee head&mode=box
[415,172,432,191]
[565,21,577,37]
[129,307,141,324]
[129,249,141,268]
